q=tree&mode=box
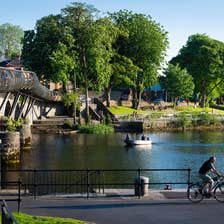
[0,23,23,59]
[110,10,168,109]
[21,14,64,80]
[160,64,195,104]
[50,41,76,92]
[105,54,139,107]
[171,34,224,107]
[62,3,118,122]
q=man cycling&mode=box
[198,156,223,197]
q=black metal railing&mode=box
[1,200,19,224]
[0,168,191,199]
[0,181,21,212]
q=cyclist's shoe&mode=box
[205,192,212,198]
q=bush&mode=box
[6,118,23,131]
[198,113,212,126]
[78,124,114,134]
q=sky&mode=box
[0,0,223,61]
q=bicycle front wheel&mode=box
[187,183,204,203]
[214,183,224,203]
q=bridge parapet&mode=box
[0,67,60,101]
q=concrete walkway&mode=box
[6,190,224,224]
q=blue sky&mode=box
[0,0,223,61]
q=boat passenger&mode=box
[141,135,145,140]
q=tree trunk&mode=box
[132,88,138,109]
[62,82,67,93]
[83,54,90,123]
[106,87,111,107]
[136,90,142,110]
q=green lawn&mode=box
[108,105,224,116]
[11,213,87,224]
[108,106,146,115]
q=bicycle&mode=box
[187,176,224,203]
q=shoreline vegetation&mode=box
[108,105,224,132]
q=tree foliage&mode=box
[22,15,64,79]
[160,64,195,103]
[0,23,24,59]
[109,10,169,108]
[171,34,224,107]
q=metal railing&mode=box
[0,67,59,101]
[0,168,191,199]
[1,200,19,224]
[0,181,21,212]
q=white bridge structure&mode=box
[0,67,63,122]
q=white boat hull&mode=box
[124,139,152,146]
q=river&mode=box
[16,130,224,188]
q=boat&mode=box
[124,138,152,146]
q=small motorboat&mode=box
[124,138,152,146]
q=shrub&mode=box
[198,113,212,126]
[78,124,114,134]
[6,118,23,131]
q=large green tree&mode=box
[62,3,118,122]
[110,10,169,109]
[171,34,224,107]
[160,63,195,104]
[0,23,23,59]
[22,14,64,79]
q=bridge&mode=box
[0,67,62,122]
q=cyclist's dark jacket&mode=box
[199,160,215,174]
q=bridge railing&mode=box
[0,67,60,102]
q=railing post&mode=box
[34,169,37,199]
[18,178,21,213]
[87,169,90,199]
[187,168,191,186]
[138,168,141,199]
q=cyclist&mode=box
[198,156,223,197]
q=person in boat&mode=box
[125,134,130,141]
[141,134,146,140]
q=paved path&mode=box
[6,192,224,224]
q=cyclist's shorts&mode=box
[199,173,213,183]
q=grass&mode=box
[77,124,114,134]
[108,105,224,116]
[12,213,86,224]
[108,106,146,115]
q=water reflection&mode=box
[3,130,224,189]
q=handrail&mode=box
[0,67,59,102]
[1,200,19,224]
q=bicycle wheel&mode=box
[187,183,204,203]
[214,183,224,202]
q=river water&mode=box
[17,130,224,188]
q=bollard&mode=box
[134,176,149,196]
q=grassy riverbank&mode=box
[77,124,114,134]
[108,105,224,116]
[108,105,224,131]
[2,213,86,224]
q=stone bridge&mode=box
[0,67,63,123]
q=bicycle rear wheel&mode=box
[187,183,204,203]
[214,183,224,202]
